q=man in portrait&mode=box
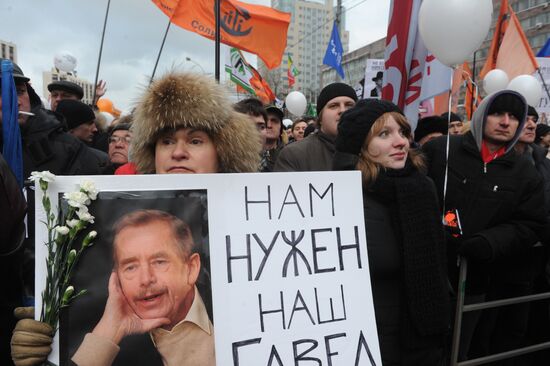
[72,209,215,366]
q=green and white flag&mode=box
[225,47,255,94]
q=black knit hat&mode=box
[336,98,404,155]
[47,80,84,99]
[56,99,95,130]
[414,116,448,143]
[441,112,462,122]
[528,106,539,122]
[316,82,358,115]
[488,92,526,122]
[535,124,550,143]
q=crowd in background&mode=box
[2,58,550,366]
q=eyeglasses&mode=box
[109,136,131,144]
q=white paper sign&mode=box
[35,172,381,366]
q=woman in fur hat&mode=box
[117,71,261,175]
[334,99,449,366]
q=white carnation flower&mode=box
[66,219,80,228]
[63,191,90,208]
[88,230,97,239]
[55,226,70,235]
[29,171,56,182]
[80,180,98,200]
[77,210,95,223]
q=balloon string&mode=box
[442,67,454,224]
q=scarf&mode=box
[369,162,450,337]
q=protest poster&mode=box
[364,59,385,99]
[534,57,550,124]
[35,172,381,365]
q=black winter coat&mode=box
[20,106,105,178]
[423,132,547,293]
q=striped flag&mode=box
[287,54,299,87]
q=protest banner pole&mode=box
[92,0,111,105]
[215,0,221,82]
[469,51,477,116]
[150,20,172,85]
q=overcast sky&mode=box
[0,0,389,113]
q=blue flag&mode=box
[537,37,550,57]
[323,21,345,79]
[1,60,23,187]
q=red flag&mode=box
[479,0,509,79]
[463,62,481,120]
[382,0,417,107]
[152,0,291,69]
[495,7,539,79]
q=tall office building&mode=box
[259,0,349,102]
[0,39,17,63]
[42,69,95,106]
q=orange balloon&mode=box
[97,98,114,114]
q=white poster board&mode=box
[364,59,385,99]
[35,172,381,366]
[535,57,550,124]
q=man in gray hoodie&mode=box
[422,90,547,361]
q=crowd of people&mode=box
[1,58,550,366]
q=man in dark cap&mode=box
[414,115,448,146]
[263,105,284,171]
[535,121,550,157]
[56,99,109,171]
[441,112,464,135]
[274,82,357,171]
[423,90,547,361]
[56,99,98,143]
[48,80,83,111]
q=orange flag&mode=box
[433,66,464,115]
[495,7,539,80]
[152,0,291,69]
[249,65,275,103]
[479,0,509,79]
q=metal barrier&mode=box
[450,258,550,365]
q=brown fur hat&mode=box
[131,72,261,173]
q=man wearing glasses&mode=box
[104,122,132,174]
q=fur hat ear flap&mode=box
[215,112,262,173]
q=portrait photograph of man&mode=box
[58,190,212,366]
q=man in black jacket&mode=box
[0,60,104,178]
[422,90,547,361]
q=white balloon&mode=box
[483,69,509,95]
[419,0,493,67]
[507,75,543,106]
[53,52,77,73]
[285,91,307,116]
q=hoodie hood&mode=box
[131,72,261,173]
[470,90,527,153]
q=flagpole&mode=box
[92,0,111,106]
[215,0,221,82]
[470,51,477,117]
[150,20,172,85]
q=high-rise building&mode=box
[0,39,17,63]
[42,69,95,106]
[259,0,349,102]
